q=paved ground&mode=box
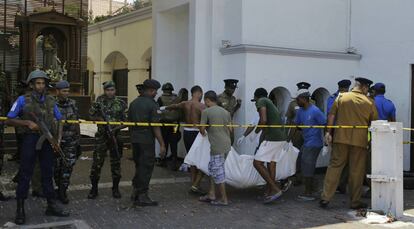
[1,150,414,228]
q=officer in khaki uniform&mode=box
[218,79,241,118]
[320,77,378,209]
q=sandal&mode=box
[263,191,282,204]
[210,200,228,206]
[190,186,207,196]
[199,195,215,203]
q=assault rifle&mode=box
[96,104,121,159]
[29,112,69,167]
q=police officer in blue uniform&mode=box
[6,70,69,225]
[371,83,396,121]
[327,79,352,114]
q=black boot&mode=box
[134,193,158,207]
[112,178,121,199]
[130,189,138,202]
[0,191,10,201]
[58,186,69,204]
[15,199,25,225]
[45,199,70,217]
[87,179,99,199]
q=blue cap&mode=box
[55,80,70,89]
[373,82,385,91]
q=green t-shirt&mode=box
[256,97,286,142]
[200,105,232,155]
[128,96,160,144]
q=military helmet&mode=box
[26,70,50,84]
[162,82,174,91]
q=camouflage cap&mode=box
[103,80,116,89]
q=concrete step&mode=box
[3,143,131,155]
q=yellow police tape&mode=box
[0,116,395,129]
[2,116,414,144]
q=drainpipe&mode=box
[347,0,352,48]
[99,26,103,96]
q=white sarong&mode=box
[254,141,287,163]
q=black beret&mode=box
[224,79,239,89]
[338,79,352,88]
[136,84,144,91]
[296,82,311,90]
[143,79,161,89]
[355,77,373,86]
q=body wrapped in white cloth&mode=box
[184,133,299,188]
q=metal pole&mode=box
[62,0,65,14]
[80,0,83,18]
[3,0,7,72]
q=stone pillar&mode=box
[369,120,404,217]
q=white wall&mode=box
[153,0,414,169]
[153,4,190,90]
[243,54,359,127]
[242,0,351,52]
[351,0,414,170]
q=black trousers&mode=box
[16,134,55,199]
[132,143,155,194]
[161,126,181,159]
[183,130,198,153]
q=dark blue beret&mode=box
[55,80,70,89]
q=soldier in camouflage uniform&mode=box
[218,79,242,119]
[157,83,181,170]
[88,81,127,199]
[54,80,81,204]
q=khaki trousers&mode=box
[321,143,367,207]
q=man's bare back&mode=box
[167,98,205,125]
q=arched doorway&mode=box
[312,88,331,114]
[141,47,152,79]
[269,87,292,123]
[104,51,128,102]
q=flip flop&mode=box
[210,200,228,206]
[199,195,215,203]
[263,191,282,204]
[190,186,208,196]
